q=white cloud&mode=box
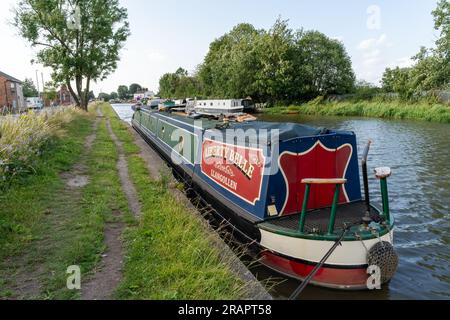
[147,51,167,63]
[331,36,344,42]
[389,56,414,69]
[357,33,387,50]
[355,33,396,84]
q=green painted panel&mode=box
[156,119,198,164]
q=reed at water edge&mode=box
[265,99,450,123]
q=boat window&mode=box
[161,126,165,135]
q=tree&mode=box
[431,0,450,88]
[253,19,296,102]
[382,67,413,100]
[14,0,130,111]
[294,31,355,99]
[159,68,202,98]
[22,78,38,97]
[98,92,110,101]
[198,23,263,100]
[43,83,57,102]
[117,85,129,99]
[110,92,118,100]
[129,83,142,94]
[196,19,356,103]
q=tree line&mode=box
[98,83,143,101]
[160,1,449,104]
[159,19,356,103]
[381,0,449,101]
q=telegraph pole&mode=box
[35,70,40,98]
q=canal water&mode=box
[112,104,450,300]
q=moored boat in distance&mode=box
[186,98,255,116]
[131,105,399,291]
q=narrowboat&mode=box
[186,98,255,115]
[132,106,398,290]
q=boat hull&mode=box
[260,251,370,290]
[259,229,394,290]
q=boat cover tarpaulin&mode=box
[225,121,329,142]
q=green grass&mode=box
[37,114,131,299]
[0,106,131,299]
[0,115,92,260]
[101,103,247,300]
[264,100,450,123]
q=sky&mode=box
[0,0,440,95]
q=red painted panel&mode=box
[279,142,352,215]
[201,139,265,205]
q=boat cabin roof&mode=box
[147,110,344,143]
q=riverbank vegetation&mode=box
[158,1,449,122]
[264,99,450,123]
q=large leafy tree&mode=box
[198,23,263,99]
[159,68,201,98]
[117,85,129,99]
[294,31,355,99]
[129,83,142,94]
[22,78,38,97]
[253,19,296,102]
[14,0,130,110]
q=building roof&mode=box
[0,70,22,83]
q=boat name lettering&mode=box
[204,144,255,180]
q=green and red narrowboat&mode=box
[132,106,398,290]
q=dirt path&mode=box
[80,118,141,300]
[1,114,101,300]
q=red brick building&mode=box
[0,70,25,113]
[57,84,75,106]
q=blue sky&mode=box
[0,0,440,94]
